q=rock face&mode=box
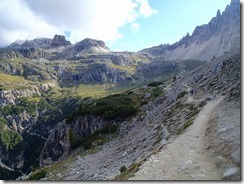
[51,35,71,47]
[141,0,240,61]
[57,38,110,59]
[39,115,110,167]
[20,38,52,48]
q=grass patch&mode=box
[108,63,136,74]
[28,169,47,180]
[63,83,136,99]
[114,162,140,180]
[0,73,26,83]
[175,118,194,136]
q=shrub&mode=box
[120,165,127,173]
[152,86,162,98]
[77,93,138,121]
[176,91,187,99]
[147,81,163,87]
[28,170,47,180]
[0,129,23,151]
[100,124,118,134]
[83,140,92,150]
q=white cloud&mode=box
[0,0,62,46]
[0,0,157,47]
[130,23,140,33]
[136,0,158,18]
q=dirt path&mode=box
[130,96,224,180]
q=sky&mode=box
[0,0,236,51]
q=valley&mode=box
[0,0,240,181]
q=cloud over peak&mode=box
[0,0,157,47]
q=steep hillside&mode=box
[0,0,240,180]
[23,50,240,180]
[130,50,240,180]
[141,0,240,61]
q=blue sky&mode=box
[0,0,234,51]
[108,0,231,51]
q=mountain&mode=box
[140,0,240,61]
[0,0,240,181]
[50,35,71,47]
[56,38,110,59]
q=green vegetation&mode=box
[176,91,187,99]
[0,73,26,83]
[147,81,163,87]
[0,72,31,90]
[152,86,162,98]
[120,165,128,173]
[67,93,138,123]
[115,162,140,180]
[63,83,136,99]
[0,129,23,150]
[0,117,8,129]
[69,124,118,150]
[175,118,194,135]
[28,169,47,180]
[0,166,22,180]
[0,118,23,151]
[199,100,207,108]
[108,63,136,74]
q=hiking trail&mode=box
[130,96,224,180]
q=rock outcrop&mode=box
[141,0,240,61]
[40,115,110,167]
[51,35,71,47]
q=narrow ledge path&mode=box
[129,96,224,180]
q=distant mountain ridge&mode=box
[140,0,240,61]
[1,0,240,61]
[1,35,110,60]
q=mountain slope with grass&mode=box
[0,0,240,180]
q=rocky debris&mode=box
[62,51,240,180]
[51,35,71,47]
[222,167,240,180]
[231,148,240,166]
[40,58,210,180]
[180,160,200,172]
[130,97,224,180]
[213,156,225,167]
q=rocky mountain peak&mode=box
[51,34,71,47]
[140,0,240,61]
[77,38,108,50]
[70,38,110,53]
